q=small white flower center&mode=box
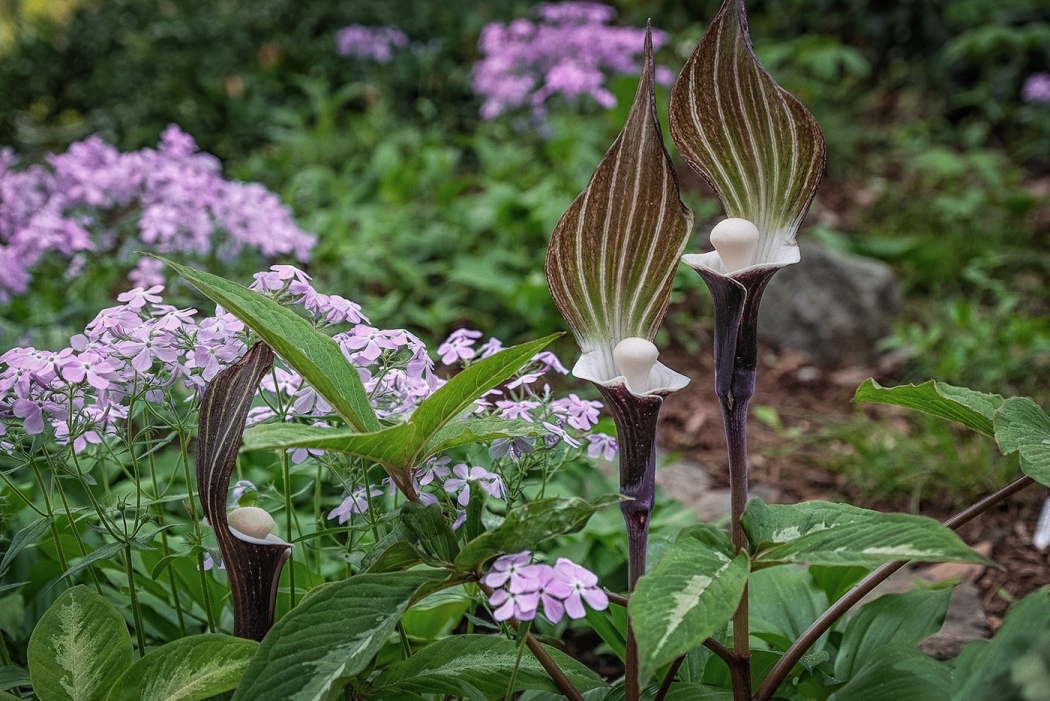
[613,337,659,394]
[228,506,275,539]
[710,218,760,274]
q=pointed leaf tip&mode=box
[669,0,825,265]
[546,26,693,353]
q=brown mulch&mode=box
[653,341,1050,624]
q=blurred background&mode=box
[0,0,1047,507]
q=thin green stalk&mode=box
[314,460,323,573]
[281,450,296,608]
[124,545,147,656]
[178,425,216,633]
[51,469,103,595]
[0,626,11,666]
[397,623,412,661]
[147,449,186,636]
[505,618,532,700]
[30,459,70,584]
[0,467,46,517]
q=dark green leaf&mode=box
[808,565,869,604]
[854,379,1002,437]
[372,635,607,699]
[0,666,31,692]
[994,397,1050,486]
[159,258,379,432]
[546,29,692,349]
[28,585,133,701]
[835,587,951,679]
[361,525,422,574]
[425,417,545,455]
[104,635,257,701]
[827,645,951,701]
[232,570,448,701]
[748,566,828,652]
[464,481,485,543]
[455,495,623,570]
[951,588,1050,700]
[584,606,627,662]
[669,0,824,267]
[742,500,992,569]
[400,503,459,566]
[630,524,750,681]
[242,423,408,470]
[0,517,53,577]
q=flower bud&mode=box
[227,506,275,540]
[710,218,759,274]
[613,337,659,394]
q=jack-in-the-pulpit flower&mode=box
[545,27,692,603]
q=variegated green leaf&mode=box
[546,27,692,349]
[994,397,1050,486]
[105,635,257,701]
[854,379,1003,437]
[669,0,825,266]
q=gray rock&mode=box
[758,242,900,367]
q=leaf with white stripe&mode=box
[669,0,825,267]
[546,26,692,350]
[742,500,994,569]
[629,524,749,682]
[105,635,257,701]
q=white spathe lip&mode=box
[572,347,689,396]
[681,240,799,278]
[228,525,291,547]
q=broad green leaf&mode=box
[827,645,951,701]
[742,500,992,569]
[546,29,692,348]
[0,666,31,692]
[835,587,951,679]
[372,635,607,699]
[669,0,824,267]
[748,566,827,652]
[399,503,459,566]
[28,585,133,701]
[243,423,410,471]
[584,607,627,661]
[424,417,545,455]
[361,525,422,574]
[0,693,20,701]
[401,587,471,641]
[455,494,623,570]
[159,258,379,432]
[630,524,750,682]
[52,542,125,590]
[808,565,869,604]
[104,635,257,701]
[994,397,1050,486]
[854,379,1003,437]
[0,517,53,576]
[232,570,448,701]
[951,588,1050,700]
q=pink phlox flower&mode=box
[260,367,299,396]
[53,348,116,390]
[549,557,609,619]
[327,485,386,523]
[245,406,276,426]
[506,370,542,389]
[437,328,482,365]
[118,325,180,374]
[526,563,567,623]
[320,295,366,325]
[532,351,568,375]
[339,325,408,363]
[482,551,538,592]
[496,399,540,421]
[474,387,503,413]
[587,433,618,461]
[335,24,409,62]
[13,396,56,434]
[552,393,602,431]
[452,510,467,530]
[477,337,505,358]
[117,285,165,309]
[1022,73,1050,103]
[488,588,539,622]
[444,463,504,506]
[150,305,198,332]
[228,480,257,507]
[418,456,451,487]
[128,258,166,288]
[84,305,144,341]
[53,419,103,453]
[291,384,332,416]
[201,552,225,571]
[289,445,324,464]
[536,1,616,24]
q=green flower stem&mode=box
[178,425,216,633]
[146,449,187,636]
[281,450,297,608]
[124,544,147,656]
[51,466,103,595]
[479,582,584,701]
[29,459,70,585]
[756,473,1036,701]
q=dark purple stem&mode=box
[596,383,666,701]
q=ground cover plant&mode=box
[2,1,1050,700]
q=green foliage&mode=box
[854,379,1003,437]
[105,635,257,701]
[994,397,1050,487]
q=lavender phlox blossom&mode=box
[54,420,103,453]
[228,480,258,507]
[443,464,504,506]
[116,285,165,310]
[552,393,602,430]
[437,328,483,365]
[542,419,581,448]
[129,258,166,288]
[339,325,408,363]
[1022,73,1050,103]
[53,348,116,389]
[249,264,311,294]
[496,398,541,421]
[532,351,568,375]
[482,551,608,623]
[335,25,409,62]
[327,486,386,523]
[201,552,226,571]
[586,433,618,461]
[117,325,180,373]
[477,337,505,358]
[472,3,671,120]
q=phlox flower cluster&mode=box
[335,25,409,62]
[0,125,315,300]
[482,551,609,623]
[472,1,672,121]
[1022,73,1050,103]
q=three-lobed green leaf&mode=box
[742,500,993,569]
[28,585,133,701]
[629,524,750,682]
[105,635,257,701]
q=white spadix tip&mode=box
[228,506,275,540]
[710,218,760,274]
[613,337,659,394]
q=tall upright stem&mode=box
[720,395,752,674]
